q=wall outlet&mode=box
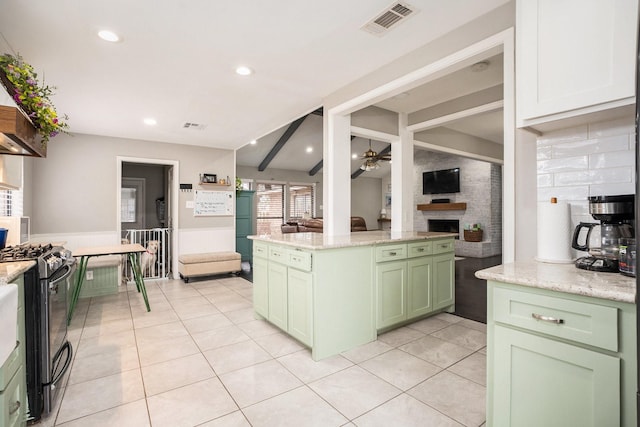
[86,270,94,280]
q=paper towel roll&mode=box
[536,199,574,263]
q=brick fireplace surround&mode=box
[413,151,502,259]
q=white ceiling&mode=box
[236,53,504,178]
[0,0,509,151]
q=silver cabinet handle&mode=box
[532,313,564,324]
[9,400,20,415]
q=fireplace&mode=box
[428,219,460,238]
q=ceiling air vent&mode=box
[182,122,207,130]
[361,2,417,36]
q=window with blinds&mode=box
[255,182,284,235]
[289,183,315,219]
[0,189,22,217]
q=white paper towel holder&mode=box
[536,197,575,264]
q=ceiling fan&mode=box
[360,139,391,171]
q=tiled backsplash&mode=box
[536,116,635,254]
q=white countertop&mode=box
[475,260,636,303]
[248,230,457,250]
[0,261,36,283]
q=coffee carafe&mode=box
[571,195,635,272]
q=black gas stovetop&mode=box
[0,243,54,262]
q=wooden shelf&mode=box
[417,202,467,211]
[377,218,391,222]
[199,183,231,187]
[0,105,45,157]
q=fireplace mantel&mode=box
[417,202,467,211]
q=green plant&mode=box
[235,176,243,191]
[0,53,69,145]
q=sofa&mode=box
[282,217,367,233]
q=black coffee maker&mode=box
[571,194,635,272]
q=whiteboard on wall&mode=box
[194,190,234,216]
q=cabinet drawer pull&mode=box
[389,252,397,256]
[416,248,425,252]
[532,313,564,324]
[9,400,20,415]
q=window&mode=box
[289,183,315,219]
[256,182,284,235]
[0,188,23,217]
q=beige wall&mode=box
[26,133,235,234]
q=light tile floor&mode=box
[34,276,487,427]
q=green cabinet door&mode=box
[235,191,255,263]
[376,260,407,329]
[432,253,454,311]
[287,268,313,346]
[407,257,432,319]
[268,262,288,330]
[253,257,269,318]
[493,324,621,427]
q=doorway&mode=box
[117,157,180,280]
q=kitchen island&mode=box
[249,230,457,360]
[476,261,637,426]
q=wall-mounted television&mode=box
[423,168,460,194]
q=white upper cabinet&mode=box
[516,0,638,127]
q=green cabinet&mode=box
[255,242,314,346]
[235,190,255,263]
[267,261,288,331]
[376,260,407,329]
[287,268,313,346]
[494,325,620,427]
[252,239,375,360]
[252,255,268,318]
[407,257,432,318]
[432,253,454,310]
[487,281,637,427]
[376,238,454,330]
[0,275,26,427]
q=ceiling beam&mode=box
[310,107,323,116]
[309,160,323,176]
[351,144,391,179]
[258,115,308,171]
[308,135,357,176]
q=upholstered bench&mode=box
[178,252,242,282]
[71,255,122,298]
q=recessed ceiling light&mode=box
[250,139,257,145]
[235,66,253,76]
[98,30,120,42]
[471,61,489,72]
[143,118,157,126]
[306,147,313,153]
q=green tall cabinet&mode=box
[235,190,255,264]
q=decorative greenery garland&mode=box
[0,53,68,144]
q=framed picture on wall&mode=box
[200,173,217,184]
[385,193,391,207]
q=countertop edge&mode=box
[476,261,636,304]
[248,231,457,250]
[0,260,36,282]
